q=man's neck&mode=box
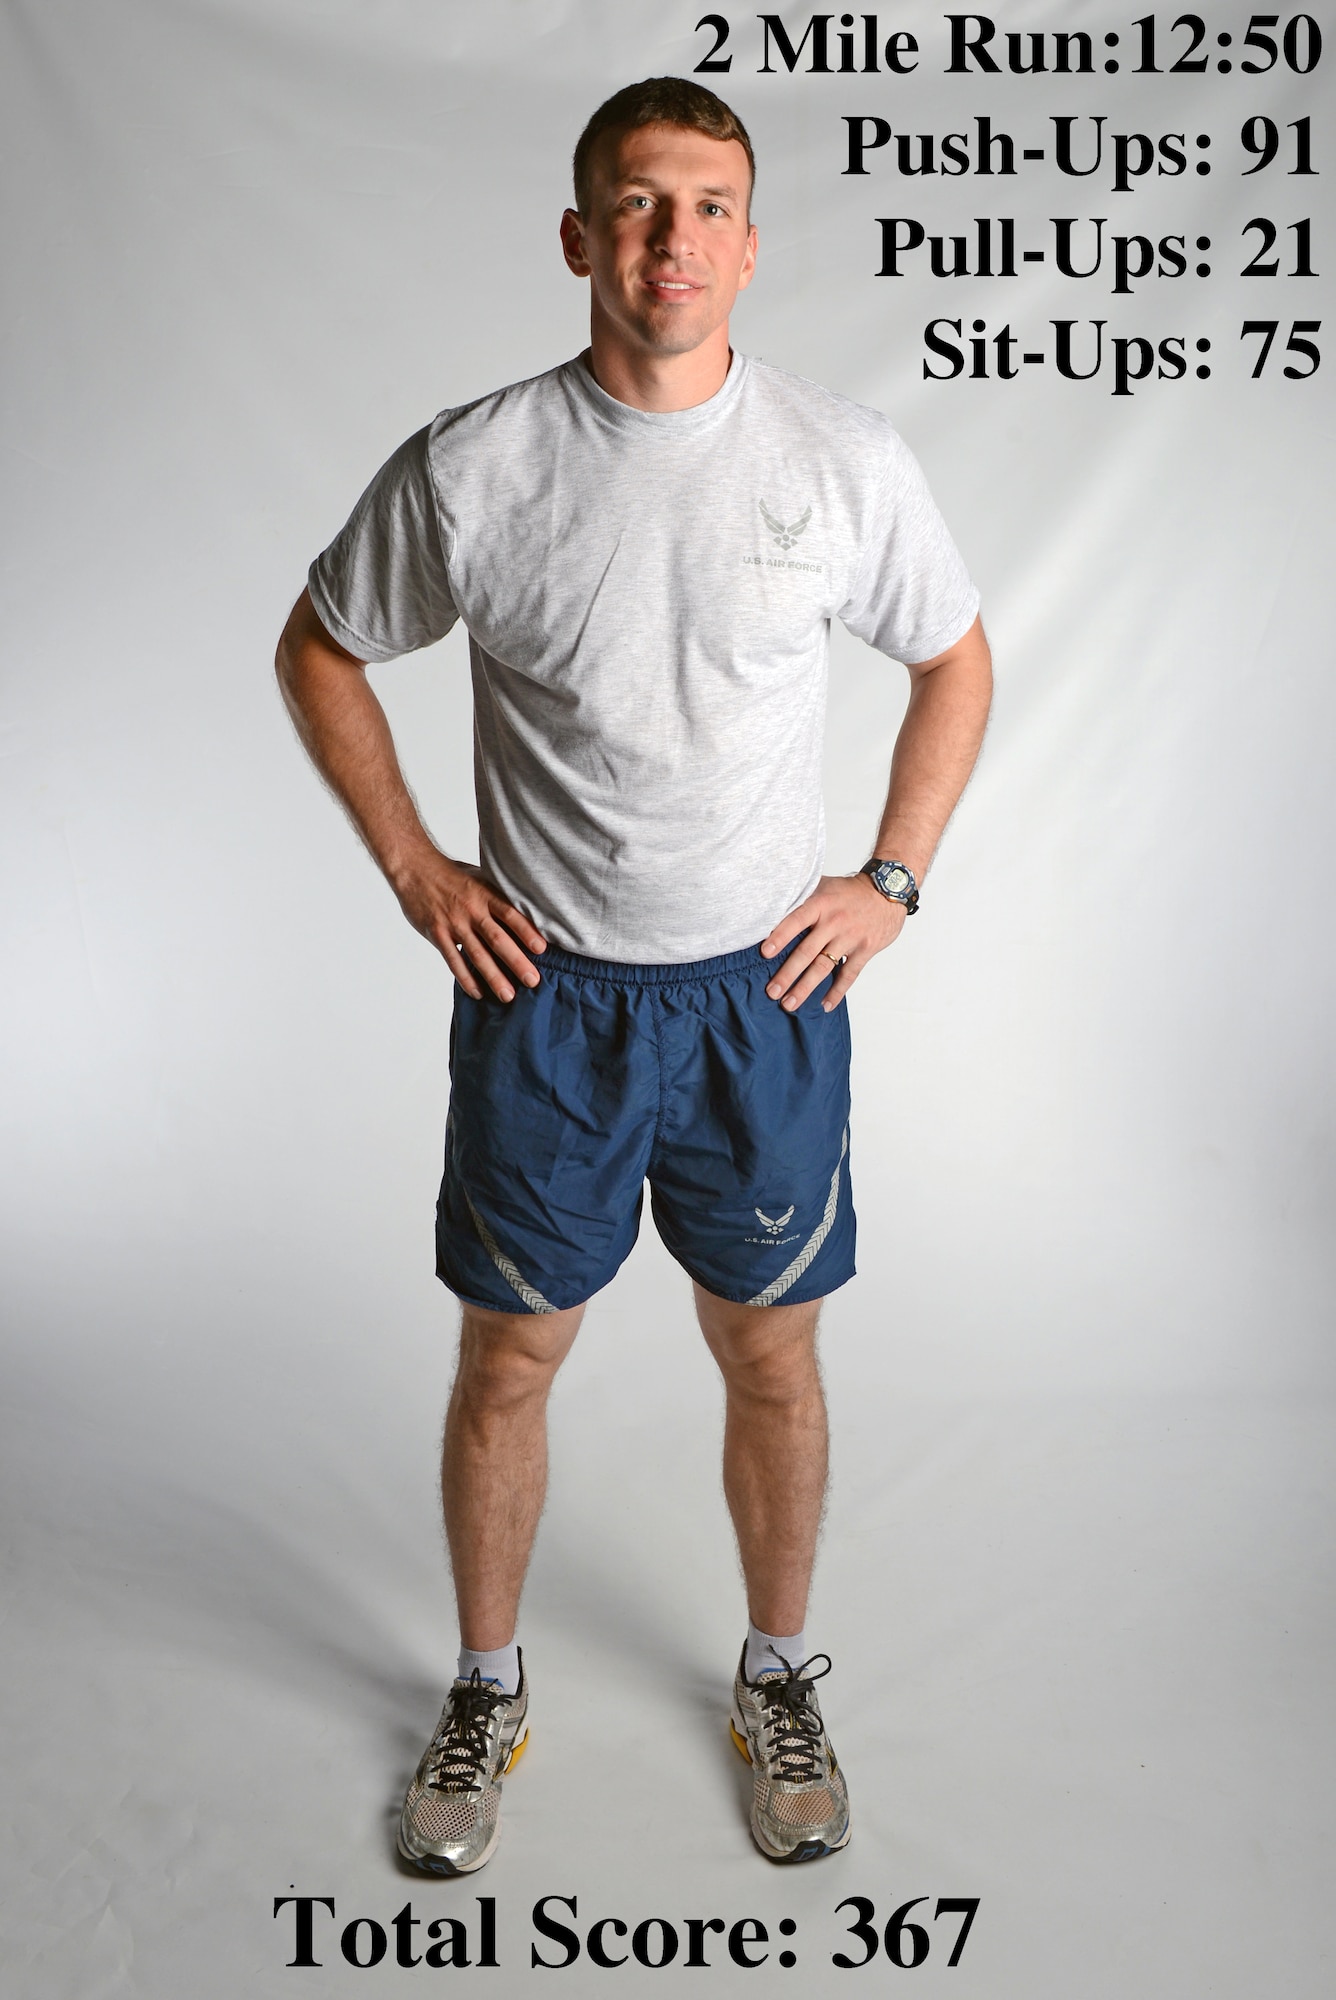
[585,323,734,413]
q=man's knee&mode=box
[694,1284,822,1401]
[454,1301,584,1412]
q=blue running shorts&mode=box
[436,941,855,1315]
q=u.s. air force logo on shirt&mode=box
[742,499,823,575]
[759,501,811,550]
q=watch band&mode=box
[860,858,920,914]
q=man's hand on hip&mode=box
[394,854,547,1004]
[760,874,905,1014]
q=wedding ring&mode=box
[821,949,847,966]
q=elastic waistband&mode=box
[536,941,774,988]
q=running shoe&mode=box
[730,1648,851,1862]
[397,1658,529,1875]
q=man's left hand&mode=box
[760,873,907,1013]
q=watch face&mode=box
[881,865,910,895]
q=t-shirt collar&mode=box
[565,347,749,437]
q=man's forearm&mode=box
[275,588,546,1002]
[871,614,993,881]
[275,588,440,889]
[759,612,992,1013]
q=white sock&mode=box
[745,1621,808,1683]
[457,1641,520,1695]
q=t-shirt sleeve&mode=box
[837,432,980,665]
[307,425,459,662]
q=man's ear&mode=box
[560,209,591,277]
[736,222,759,293]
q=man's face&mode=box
[561,123,757,359]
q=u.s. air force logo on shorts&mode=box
[435,942,855,1315]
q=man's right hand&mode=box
[393,853,547,1004]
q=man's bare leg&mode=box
[441,1301,585,1652]
[698,1284,849,1860]
[693,1283,827,1638]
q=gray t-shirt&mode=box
[308,351,979,963]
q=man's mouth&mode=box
[646,277,702,294]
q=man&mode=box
[276,76,991,1873]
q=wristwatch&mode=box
[860,858,919,914]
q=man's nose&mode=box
[648,198,696,258]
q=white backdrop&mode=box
[3,3,1333,1994]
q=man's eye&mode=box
[702,203,725,217]
[627,195,651,208]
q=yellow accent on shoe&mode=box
[730,1720,753,1764]
[503,1728,530,1774]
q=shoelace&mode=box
[756,1652,833,1784]
[425,1670,508,1795]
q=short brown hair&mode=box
[572,76,755,218]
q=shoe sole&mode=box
[730,1715,852,1864]
[397,1726,529,1876]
